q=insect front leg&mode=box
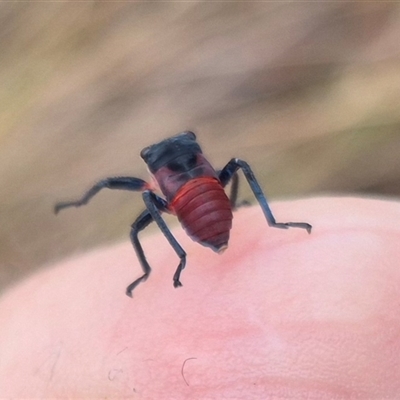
[126,209,155,297]
[54,177,148,214]
[219,158,312,233]
[142,191,187,289]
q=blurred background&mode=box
[1,2,400,293]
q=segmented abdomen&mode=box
[170,177,233,252]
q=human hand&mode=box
[1,197,399,399]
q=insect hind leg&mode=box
[142,191,187,289]
[219,158,312,233]
[216,170,246,210]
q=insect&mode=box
[55,131,311,297]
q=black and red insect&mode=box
[55,131,311,297]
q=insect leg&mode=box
[216,169,239,208]
[219,158,312,233]
[54,177,148,214]
[142,191,187,288]
[126,209,155,297]
[228,172,239,209]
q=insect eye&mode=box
[179,131,196,140]
[140,146,151,160]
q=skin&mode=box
[1,197,400,399]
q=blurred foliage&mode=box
[1,2,400,291]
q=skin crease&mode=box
[1,197,400,399]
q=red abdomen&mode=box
[170,177,233,252]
